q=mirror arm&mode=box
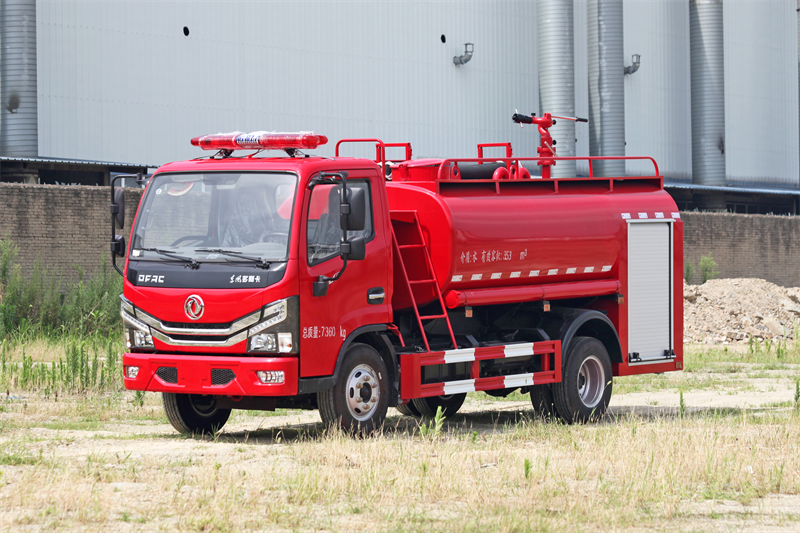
[110,172,144,277]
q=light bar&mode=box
[190,131,328,151]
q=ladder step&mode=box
[398,244,425,249]
[409,279,435,285]
[419,314,447,320]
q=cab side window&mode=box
[307,181,373,265]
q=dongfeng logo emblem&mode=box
[184,295,204,321]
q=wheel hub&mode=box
[576,355,605,408]
[346,364,380,421]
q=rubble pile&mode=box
[684,278,800,345]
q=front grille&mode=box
[211,368,236,386]
[165,334,230,342]
[159,320,233,330]
[156,366,178,384]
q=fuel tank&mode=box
[386,160,679,310]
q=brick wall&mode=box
[682,212,800,287]
[1,184,799,288]
[0,183,143,283]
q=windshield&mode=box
[131,172,298,263]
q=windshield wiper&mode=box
[195,248,270,269]
[137,247,200,270]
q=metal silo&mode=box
[0,0,37,158]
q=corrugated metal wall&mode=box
[723,0,799,187]
[37,1,539,166]
[34,1,800,187]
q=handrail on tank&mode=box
[335,138,387,168]
[477,143,513,159]
[435,156,660,182]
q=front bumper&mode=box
[122,353,298,396]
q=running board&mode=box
[400,340,562,399]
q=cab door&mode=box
[298,170,392,377]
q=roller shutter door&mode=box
[628,222,672,362]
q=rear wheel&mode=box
[162,393,231,435]
[395,401,421,417]
[411,393,467,418]
[318,343,389,434]
[552,337,612,423]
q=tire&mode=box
[318,343,390,434]
[395,401,421,417]
[411,393,467,418]
[530,384,557,419]
[162,393,231,435]
[551,337,613,423]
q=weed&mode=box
[679,390,687,418]
[795,379,800,412]
[699,253,720,284]
[418,406,445,440]
[523,458,532,480]
[132,391,146,409]
[684,261,695,284]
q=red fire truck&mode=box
[112,114,683,435]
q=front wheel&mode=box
[318,343,389,434]
[551,337,613,423]
[162,393,231,435]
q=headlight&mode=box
[247,297,298,354]
[121,307,154,350]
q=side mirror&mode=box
[340,236,366,261]
[340,187,366,232]
[112,188,125,229]
[111,235,126,258]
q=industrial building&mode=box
[0,0,798,213]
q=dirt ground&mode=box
[1,357,799,532]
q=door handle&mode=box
[367,287,385,304]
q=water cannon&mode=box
[512,111,588,179]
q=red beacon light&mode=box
[190,131,328,151]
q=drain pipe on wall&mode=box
[587,0,626,177]
[538,0,576,178]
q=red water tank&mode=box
[386,160,678,310]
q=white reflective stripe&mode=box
[443,379,475,395]
[471,274,482,280]
[491,272,502,279]
[510,272,521,278]
[655,212,664,219]
[638,213,648,219]
[504,373,534,389]
[584,266,595,273]
[547,269,558,275]
[601,265,612,272]
[566,267,577,274]
[504,343,534,358]
[529,270,540,276]
[443,348,476,364]
[672,212,681,219]
[451,275,463,282]
[621,213,631,219]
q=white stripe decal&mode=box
[529,270,540,277]
[621,213,631,219]
[638,212,648,219]
[504,343,534,358]
[443,379,475,395]
[510,271,521,278]
[491,272,502,279]
[566,267,577,274]
[655,212,664,219]
[672,212,681,219]
[504,373,534,389]
[584,266,594,273]
[601,265,612,272]
[451,275,463,282]
[443,348,476,364]
[547,269,558,275]
[471,274,482,281]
